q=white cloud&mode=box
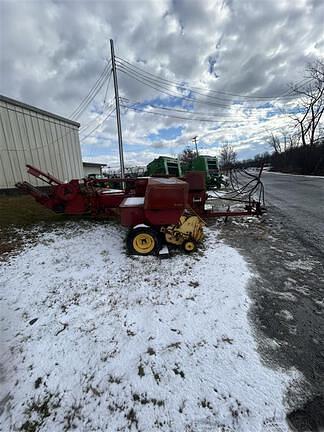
[1,0,323,167]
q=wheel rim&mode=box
[133,233,155,254]
[184,241,195,251]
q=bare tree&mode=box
[267,133,282,154]
[219,143,237,171]
[288,133,298,149]
[291,59,324,147]
[281,130,289,152]
[267,129,299,155]
[179,147,196,166]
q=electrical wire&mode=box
[104,70,113,104]
[71,61,111,117]
[79,98,115,133]
[80,107,116,142]
[70,69,109,119]
[117,63,302,125]
[120,97,277,122]
[117,64,231,109]
[117,61,232,105]
[70,62,112,120]
[121,102,293,133]
[116,56,309,101]
[73,68,112,120]
[3,62,113,154]
[121,103,239,123]
[116,58,302,135]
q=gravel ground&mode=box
[215,205,324,432]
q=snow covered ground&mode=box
[0,222,299,431]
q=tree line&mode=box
[236,139,324,175]
[222,59,324,175]
[179,59,323,175]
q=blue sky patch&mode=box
[147,126,183,141]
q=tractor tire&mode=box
[127,227,161,256]
[182,238,197,253]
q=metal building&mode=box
[0,95,83,189]
[83,162,107,178]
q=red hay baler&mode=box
[16,165,263,255]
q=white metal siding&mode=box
[83,165,102,177]
[0,98,83,189]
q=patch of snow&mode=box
[204,203,213,210]
[158,245,169,257]
[100,189,124,194]
[277,310,294,322]
[121,197,145,207]
[0,223,299,431]
[149,177,183,184]
[264,171,324,179]
[284,259,314,271]
[133,224,150,229]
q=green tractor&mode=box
[147,156,182,177]
[146,155,224,189]
[189,155,224,189]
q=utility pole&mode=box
[110,39,125,186]
[192,136,199,157]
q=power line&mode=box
[120,97,282,122]
[72,68,112,120]
[70,62,112,120]
[71,61,111,117]
[110,38,125,185]
[118,56,313,101]
[71,54,306,156]
[121,100,292,126]
[116,56,305,101]
[80,107,116,142]
[117,63,303,117]
[117,61,232,105]
[117,64,230,109]
[121,101,296,150]
[197,125,297,153]
[121,103,230,122]
[79,99,115,134]
[104,69,113,104]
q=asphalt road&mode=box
[262,171,324,254]
[218,171,324,430]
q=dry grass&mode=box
[0,194,65,228]
[0,194,68,260]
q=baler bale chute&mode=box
[16,164,264,256]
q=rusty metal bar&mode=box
[26,164,63,186]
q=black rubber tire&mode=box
[182,238,198,253]
[126,227,161,256]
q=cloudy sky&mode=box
[1,0,324,169]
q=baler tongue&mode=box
[15,181,49,204]
[15,181,49,202]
